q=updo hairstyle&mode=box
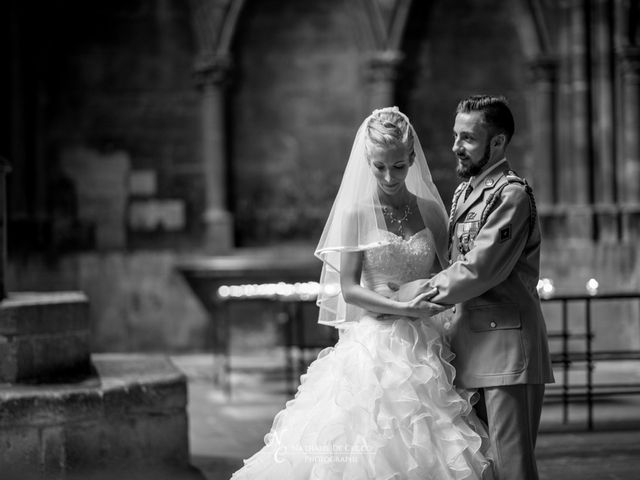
[364,107,415,162]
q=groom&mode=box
[393,95,554,479]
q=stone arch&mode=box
[228,0,368,245]
[349,0,415,52]
[507,0,552,59]
[190,0,247,61]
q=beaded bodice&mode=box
[361,229,436,297]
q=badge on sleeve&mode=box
[499,224,512,243]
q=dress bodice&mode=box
[361,229,437,297]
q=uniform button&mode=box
[452,306,456,313]
[490,321,497,328]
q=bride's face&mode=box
[368,145,413,197]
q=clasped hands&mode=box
[387,281,451,319]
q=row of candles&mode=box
[536,278,600,299]
[217,278,601,300]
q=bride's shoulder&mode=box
[415,195,438,209]
[415,196,448,238]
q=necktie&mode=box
[463,183,473,201]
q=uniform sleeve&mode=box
[428,184,532,305]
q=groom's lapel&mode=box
[452,167,507,225]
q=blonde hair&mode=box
[364,107,415,161]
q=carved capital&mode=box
[194,54,233,87]
[527,56,558,84]
[364,50,404,83]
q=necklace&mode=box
[382,203,413,237]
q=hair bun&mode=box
[372,106,400,116]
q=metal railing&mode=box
[211,281,640,428]
[542,292,640,430]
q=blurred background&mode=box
[2,0,640,360]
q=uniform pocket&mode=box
[461,303,527,376]
[467,303,521,332]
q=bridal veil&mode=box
[314,107,448,327]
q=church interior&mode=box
[2,1,640,477]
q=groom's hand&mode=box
[409,297,450,318]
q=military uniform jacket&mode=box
[399,161,555,389]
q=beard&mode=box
[456,141,491,179]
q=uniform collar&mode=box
[453,158,509,224]
[468,158,507,190]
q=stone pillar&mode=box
[528,57,563,239]
[619,48,640,239]
[592,0,618,242]
[0,157,10,301]
[195,54,234,253]
[556,2,574,207]
[619,48,640,201]
[567,0,594,241]
[364,50,403,111]
[569,0,591,205]
[9,3,27,224]
[528,57,558,205]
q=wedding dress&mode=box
[230,228,494,480]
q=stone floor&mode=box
[172,350,640,480]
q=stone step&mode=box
[0,354,204,480]
[0,292,91,382]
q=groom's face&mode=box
[452,111,492,179]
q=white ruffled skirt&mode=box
[231,316,494,480]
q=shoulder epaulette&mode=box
[504,169,526,186]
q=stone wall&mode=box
[399,0,532,208]
[230,0,366,246]
[6,252,211,353]
[8,0,204,252]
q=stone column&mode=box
[569,0,591,204]
[9,3,27,225]
[528,57,562,239]
[567,0,594,241]
[364,50,403,111]
[592,0,618,242]
[619,48,640,239]
[556,2,574,208]
[0,157,11,301]
[619,48,640,201]
[195,54,234,253]
[529,57,558,205]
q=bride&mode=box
[230,107,494,479]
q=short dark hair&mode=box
[456,95,515,143]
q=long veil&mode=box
[314,107,448,327]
